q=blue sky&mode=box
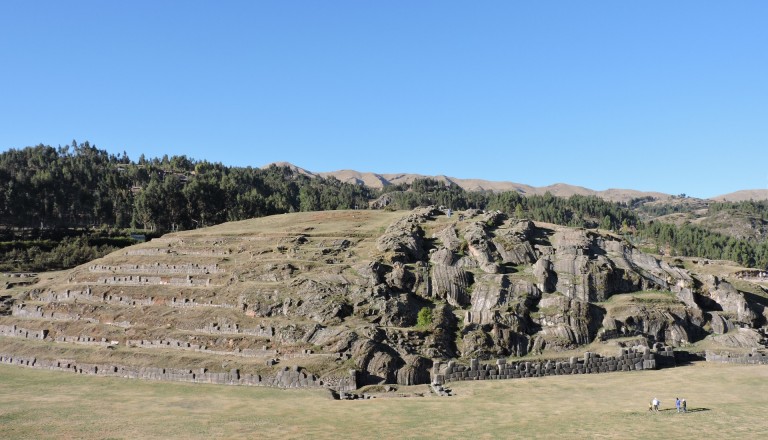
[1,1,766,198]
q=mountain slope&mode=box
[712,189,768,202]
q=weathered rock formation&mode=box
[702,276,758,325]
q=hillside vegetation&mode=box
[2,142,767,271]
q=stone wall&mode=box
[0,332,673,393]
[1,322,321,361]
[174,248,232,257]
[125,338,338,361]
[12,304,98,324]
[126,338,278,358]
[123,247,231,257]
[33,288,154,307]
[705,350,768,365]
[431,348,660,385]
[12,304,44,319]
[89,263,222,275]
[196,322,274,337]
[33,288,93,302]
[124,248,172,256]
[55,335,114,347]
[319,369,358,392]
[166,297,236,309]
[0,324,47,340]
[0,354,335,388]
[29,289,234,310]
[97,275,211,287]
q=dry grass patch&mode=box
[2,362,767,439]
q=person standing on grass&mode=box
[652,397,660,412]
[676,397,681,413]
[682,399,687,413]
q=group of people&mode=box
[649,397,687,413]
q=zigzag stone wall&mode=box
[28,288,235,309]
[0,354,358,391]
[97,275,211,287]
[125,338,339,361]
[0,344,677,392]
[55,335,115,347]
[0,326,118,347]
[196,322,274,337]
[123,248,231,257]
[89,263,222,275]
[705,351,768,365]
[166,297,236,309]
[33,288,154,307]
[12,304,99,323]
[0,324,48,340]
[126,338,278,358]
[431,348,660,385]
[0,326,326,361]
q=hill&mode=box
[267,162,675,203]
[712,189,768,202]
[2,208,767,390]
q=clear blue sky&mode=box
[1,1,766,198]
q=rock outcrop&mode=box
[703,276,758,325]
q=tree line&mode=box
[381,179,639,230]
[1,142,767,271]
[708,200,768,222]
[378,179,768,269]
[0,142,373,232]
[635,221,768,269]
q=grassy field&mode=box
[1,362,767,439]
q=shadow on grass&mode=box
[652,408,710,414]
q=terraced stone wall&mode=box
[705,351,768,365]
[431,348,660,385]
[0,354,355,389]
[12,304,99,323]
[196,322,274,337]
[97,275,211,287]
[89,263,222,275]
[0,324,47,340]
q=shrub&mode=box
[417,307,433,327]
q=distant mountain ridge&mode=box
[266,162,768,203]
[711,189,768,202]
[264,162,655,203]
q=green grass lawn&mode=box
[1,361,766,439]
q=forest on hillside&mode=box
[1,142,767,271]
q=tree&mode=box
[133,177,164,231]
[600,215,613,230]
[515,203,524,219]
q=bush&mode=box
[417,307,433,327]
